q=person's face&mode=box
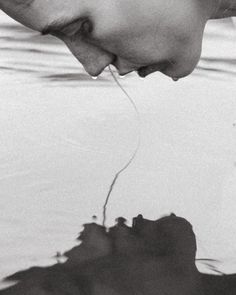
[3,0,208,79]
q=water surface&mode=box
[0,12,236,284]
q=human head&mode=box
[0,0,229,79]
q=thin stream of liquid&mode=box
[102,67,141,227]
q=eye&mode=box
[59,18,94,39]
[80,19,93,36]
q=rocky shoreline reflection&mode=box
[1,214,236,294]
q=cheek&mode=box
[91,3,202,70]
[93,9,178,65]
[92,7,155,54]
[93,25,165,65]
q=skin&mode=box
[0,0,236,79]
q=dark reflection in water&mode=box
[0,35,58,45]
[44,73,105,82]
[197,65,236,77]
[0,23,60,45]
[41,73,113,88]
[0,214,236,295]
[0,65,38,73]
[0,46,68,56]
[11,60,79,70]
[194,57,236,78]
[1,24,38,33]
[202,57,236,66]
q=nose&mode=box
[64,38,115,76]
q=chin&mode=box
[160,46,201,79]
[161,61,197,79]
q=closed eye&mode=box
[61,18,93,37]
[80,19,93,36]
[42,17,93,38]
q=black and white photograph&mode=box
[0,1,236,294]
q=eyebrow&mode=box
[41,17,79,35]
[15,0,35,8]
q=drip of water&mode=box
[92,215,98,221]
[102,66,141,227]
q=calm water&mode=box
[0,11,236,285]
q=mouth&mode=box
[137,61,170,78]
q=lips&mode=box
[137,61,169,77]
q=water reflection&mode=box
[194,57,236,80]
[1,214,236,295]
[0,65,38,73]
[0,23,60,45]
[42,73,109,82]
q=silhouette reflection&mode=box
[0,214,236,295]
